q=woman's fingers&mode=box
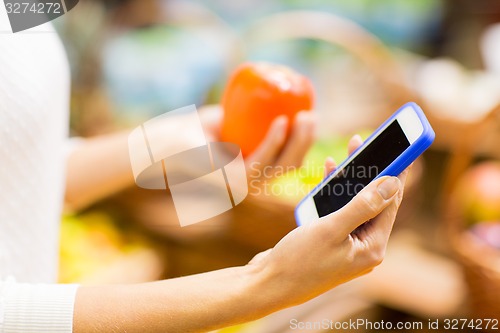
[371,166,411,243]
[351,167,408,258]
[348,134,363,155]
[323,135,361,180]
[324,157,336,178]
[246,112,316,180]
[276,111,316,169]
[245,116,288,175]
[324,176,401,238]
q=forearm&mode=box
[65,132,134,211]
[73,265,279,333]
[65,113,196,211]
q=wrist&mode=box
[242,259,289,316]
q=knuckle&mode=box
[357,191,382,218]
[359,241,386,268]
[344,246,357,264]
[368,246,386,267]
[372,254,384,267]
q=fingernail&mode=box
[377,177,400,200]
[275,116,288,129]
[295,111,306,121]
[353,134,362,142]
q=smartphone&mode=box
[295,102,435,226]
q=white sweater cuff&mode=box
[0,281,79,333]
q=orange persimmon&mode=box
[220,62,314,157]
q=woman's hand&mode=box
[247,135,409,309]
[73,133,410,333]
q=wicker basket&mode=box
[446,201,500,324]
[443,104,500,324]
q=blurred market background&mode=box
[55,0,500,332]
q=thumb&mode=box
[324,176,401,237]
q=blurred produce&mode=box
[447,160,500,323]
[59,212,164,284]
[221,62,314,156]
[452,162,500,226]
[481,23,500,75]
[470,222,500,250]
[415,58,500,123]
[451,161,500,255]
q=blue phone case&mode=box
[295,102,435,226]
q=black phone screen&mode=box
[313,120,410,217]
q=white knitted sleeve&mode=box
[0,279,79,333]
